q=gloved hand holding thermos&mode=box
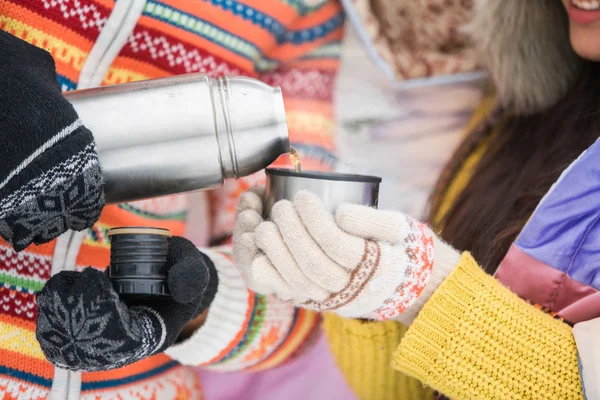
[0,29,289,251]
[0,30,105,252]
[0,32,290,371]
[36,228,218,371]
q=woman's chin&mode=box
[569,25,600,61]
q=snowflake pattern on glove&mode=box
[374,217,434,320]
[36,268,161,372]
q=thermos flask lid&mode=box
[108,227,172,298]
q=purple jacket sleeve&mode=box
[495,137,600,324]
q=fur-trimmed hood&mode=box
[345,0,582,114]
[470,0,583,114]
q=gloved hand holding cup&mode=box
[234,167,461,323]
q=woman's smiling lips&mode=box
[569,0,600,24]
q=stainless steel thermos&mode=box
[64,74,290,203]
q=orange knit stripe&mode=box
[93,0,115,9]
[0,19,89,73]
[169,0,295,22]
[135,15,254,73]
[1,3,93,53]
[0,349,53,380]
[75,245,109,269]
[0,315,35,332]
[101,66,152,86]
[96,206,186,235]
[54,58,81,85]
[82,354,174,382]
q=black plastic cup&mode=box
[108,227,172,297]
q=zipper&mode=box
[49,1,147,399]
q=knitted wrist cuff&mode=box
[395,236,460,325]
[168,246,319,371]
[393,252,580,399]
[165,248,251,366]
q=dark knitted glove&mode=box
[0,31,104,251]
[36,237,218,372]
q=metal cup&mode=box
[264,168,381,217]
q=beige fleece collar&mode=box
[347,0,582,114]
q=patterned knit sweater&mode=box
[0,0,341,398]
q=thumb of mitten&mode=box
[336,204,412,244]
[167,237,218,311]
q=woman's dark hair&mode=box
[435,61,600,274]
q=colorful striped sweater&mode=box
[0,0,341,398]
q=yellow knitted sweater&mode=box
[323,98,583,400]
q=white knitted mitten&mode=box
[233,190,460,323]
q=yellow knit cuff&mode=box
[323,313,433,400]
[393,252,583,400]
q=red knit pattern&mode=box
[260,68,337,102]
[13,0,112,39]
[0,288,37,321]
[0,246,51,281]
[119,25,244,77]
